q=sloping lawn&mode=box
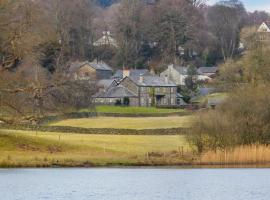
[50,116,194,130]
[192,92,228,104]
[0,130,189,167]
[81,106,186,114]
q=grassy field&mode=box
[0,130,190,167]
[81,106,186,114]
[192,92,228,104]
[50,116,194,130]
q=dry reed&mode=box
[197,145,270,165]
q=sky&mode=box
[208,0,270,13]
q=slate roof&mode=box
[69,60,112,73]
[94,85,137,98]
[197,67,218,74]
[97,79,117,89]
[167,64,188,75]
[263,21,270,29]
[90,60,112,71]
[174,66,188,75]
[128,75,177,87]
[177,93,184,98]
[113,69,151,78]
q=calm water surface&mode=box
[0,168,270,200]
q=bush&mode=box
[189,84,270,152]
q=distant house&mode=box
[257,22,270,41]
[160,64,217,86]
[197,67,218,78]
[160,64,188,86]
[258,22,270,33]
[69,60,113,80]
[94,73,179,107]
[93,31,118,48]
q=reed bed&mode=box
[198,145,270,165]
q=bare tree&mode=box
[207,0,246,61]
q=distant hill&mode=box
[96,0,156,7]
[97,0,118,7]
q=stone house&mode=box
[69,60,113,80]
[93,85,137,106]
[93,74,178,107]
[120,75,177,107]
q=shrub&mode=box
[189,84,270,152]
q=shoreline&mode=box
[1,162,270,169]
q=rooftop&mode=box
[128,75,177,87]
[94,85,137,98]
[97,79,117,89]
[113,69,151,78]
[69,60,112,72]
[197,67,218,74]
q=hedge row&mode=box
[38,112,98,125]
[0,124,188,135]
[97,112,191,118]
[38,111,191,125]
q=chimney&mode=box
[150,67,155,75]
[168,64,174,71]
[165,75,168,84]
[123,68,130,78]
[139,74,144,83]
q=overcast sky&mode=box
[208,0,270,12]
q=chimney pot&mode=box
[139,74,144,83]
[123,68,130,78]
[165,75,168,84]
[168,64,174,71]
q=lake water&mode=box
[1,168,270,200]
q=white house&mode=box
[160,64,188,86]
[93,31,118,48]
[257,22,270,33]
[160,64,217,86]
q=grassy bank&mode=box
[1,129,270,167]
[0,130,190,167]
[49,116,194,130]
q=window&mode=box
[171,98,175,105]
[141,98,145,105]
[162,88,166,93]
[149,98,152,105]
[141,87,146,92]
[171,88,175,93]
[163,98,167,104]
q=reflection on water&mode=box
[0,168,270,200]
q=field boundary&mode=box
[38,111,192,125]
[0,124,188,135]
[97,112,191,117]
